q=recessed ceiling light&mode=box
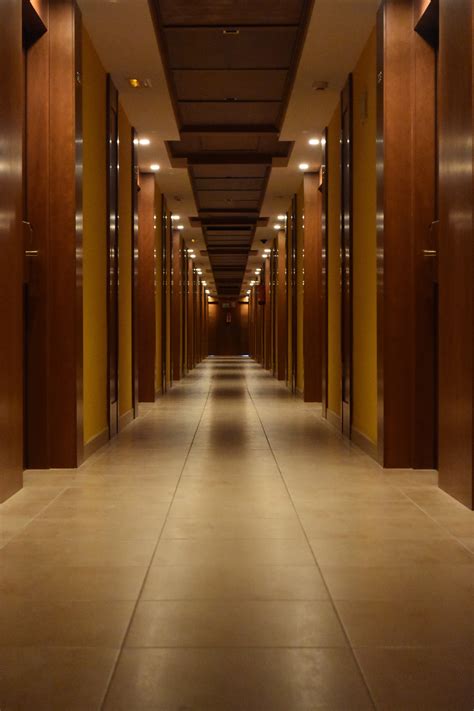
[274,224,282,230]
[150,164,160,171]
[277,215,286,221]
[206,289,210,294]
[190,254,196,259]
[202,281,207,286]
[299,163,309,171]
[263,254,268,259]
[264,249,271,253]
[308,138,320,146]
[255,269,261,274]
[139,138,151,146]
[177,225,184,230]
[187,249,194,253]
[171,215,180,221]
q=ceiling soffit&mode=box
[149,0,314,298]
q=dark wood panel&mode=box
[208,302,249,356]
[179,101,281,127]
[186,258,195,370]
[277,229,287,381]
[173,69,288,101]
[166,27,298,70]
[48,0,83,468]
[438,0,473,508]
[172,229,183,380]
[413,28,438,469]
[303,172,323,403]
[341,77,353,434]
[377,0,415,468]
[264,256,272,369]
[24,2,50,468]
[131,129,139,415]
[137,173,156,402]
[158,0,304,26]
[106,76,119,437]
[321,129,329,416]
[0,0,23,501]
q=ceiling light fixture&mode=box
[128,78,152,89]
[274,224,282,230]
[138,138,151,146]
[308,138,320,146]
[264,249,271,253]
[150,164,160,171]
[299,163,309,171]
[171,215,180,221]
[177,225,184,230]
[277,215,286,221]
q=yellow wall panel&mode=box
[327,105,342,417]
[118,102,133,417]
[82,29,107,445]
[352,28,377,443]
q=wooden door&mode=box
[321,128,329,417]
[341,76,353,438]
[290,196,298,394]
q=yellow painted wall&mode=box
[352,28,377,443]
[155,180,163,393]
[82,28,107,445]
[118,102,133,417]
[327,104,342,417]
[296,180,305,394]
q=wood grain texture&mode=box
[0,0,23,501]
[438,0,473,508]
[137,173,156,402]
[24,1,50,468]
[303,172,323,403]
[48,0,83,468]
[377,0,415,467]
[171,229,183,381]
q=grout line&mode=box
[0,486,71,550]
[99,367,213,710]
[245,366,378,711]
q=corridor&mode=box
[0,357,472,710]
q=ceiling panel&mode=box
[173,70,288,101]
[159,0,304,26]
[150,0,314,297]
[165,27,299,70]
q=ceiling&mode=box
[148,0,314,299]
[78,0,380,298]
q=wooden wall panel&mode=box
[48,0,83,468]
[171,229,183,380]
[24,1,50,468]
[0,0,23,501]
[303,172,323,402]
[438,0,473,508]
[264,257,272,369]
[208,303,249,356]
[377,0,415,467]
[137,173,156,401]
[276,229,287,381]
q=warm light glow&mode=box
[264,249,271,253]
[205,289,210,294]
[171,215,180,221]
[263,254,268,259]
[150,164,160,171]
[277,215,286,221]
[299,163,309,171]
[255,269,261,274]
[177,225,184,230]
[274,224,282,230]
[202,281,207,286]
[190,254,196,259]
[128,78,141,88]
[308,138,320,146]
[139,138,151,146]
[187,249,194,254]
[321,138,327,146]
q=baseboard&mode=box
[118,409,134,433]
[325,408,342,431]
[351,427,378,462]
[83,428,109,461]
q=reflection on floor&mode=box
[0,357,473,709]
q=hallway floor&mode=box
[0,358,473,710]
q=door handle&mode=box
[423,249,437,257]
[25,250,39,257]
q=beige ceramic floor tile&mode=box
[0,647,119,711]
[152,538,314,566]
[161,516,304,539]
[142,565,328,601]
[126,600,347,648]
[355,646,474,711]
[0,599,134,647]
[104,647,373,711]
[335,598,474,647]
